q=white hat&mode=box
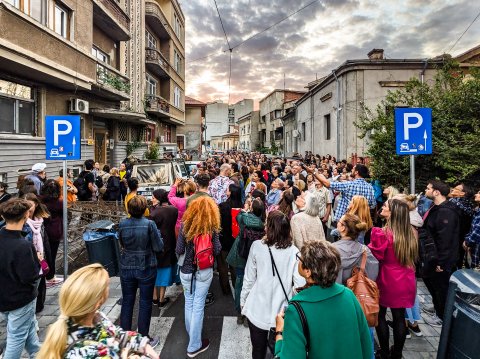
[32,163,47,172]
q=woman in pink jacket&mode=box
[368,199,418,359]
[168,178,196,238]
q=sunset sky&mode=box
[179,0,480,106]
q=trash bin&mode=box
[437,269,480,359]
[83,220,120,277]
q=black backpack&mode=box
[238,227,265,259]
[74,171,89,201]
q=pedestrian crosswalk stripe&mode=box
[218,317,252,359]
[149,316,175,355]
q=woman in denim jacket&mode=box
[117,195,163,345]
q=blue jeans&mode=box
[180,268,213,353]
[405,295,421,324]
[1,299,40,359]
[234,267,245,314]
[120,267,156,337]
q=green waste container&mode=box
[83,220,120,277]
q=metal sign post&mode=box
[45,115,81,279]
[395,108,432,194]
[62,161,68,278]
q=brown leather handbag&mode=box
[346,248,380,327]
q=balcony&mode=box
[0,4,95,90]
[93,0,130,41]
[145,94,170,118]
[93,62,130,101]
[145,0,171,40]
[145,48,170,79]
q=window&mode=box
[30,0,47,24]
[0,173,7,183]
[164,124,172,143]
[324,114,331,140]
[261,115,266,123]
[275,110,282,118]
[145,74,157,96]
[0,80,35,135]
[174,13,182,38]
[174,50,182,74]
[174,86,182,108]
[54,3,69,38]
[91,47,109,64]
[301,122,306,141]
[145,30,156,49]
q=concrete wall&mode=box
[178,106,202,150]
[205,102,228,142]
[93,25,119,68]
[231,99,254,122]
[259,91,284,147]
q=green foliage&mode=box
[98,69,131,94]
[144,142,160,160]
[356,61,480,190]
[126,141,142,156]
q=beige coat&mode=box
[290,211,326,250]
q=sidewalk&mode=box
[0,277,122,346]
[0,278,441,358]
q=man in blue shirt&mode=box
[310,164,376,223]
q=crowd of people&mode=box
[0,151,479,359]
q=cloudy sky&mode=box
[179,0,480,106]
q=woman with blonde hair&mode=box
[368,199,418,359]
[37,264,158,359]
[176,196,222,357]
[347,195,374,245]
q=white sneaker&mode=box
[424,313,443,327]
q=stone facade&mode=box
[238,110,260,152]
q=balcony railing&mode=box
[145,48,169,78]
[145,0,171,39]
[145,94,170,114]
[98,0,129,29]
[96,62,130,94]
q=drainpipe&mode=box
[333,70,341,159]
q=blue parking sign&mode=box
[45,115,81,160]
[395,108,432,156]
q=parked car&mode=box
[133,159,188,200]
[185,161,202,176]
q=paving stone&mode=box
[403,338,435,352]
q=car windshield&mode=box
[177,163,188,177]
[136,164,169,184]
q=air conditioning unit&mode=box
[292,129,301,138]
[70,99,89,114]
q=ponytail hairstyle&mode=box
[386,199,418,267]
[347,195,373,229]
[37,264,109,359]
[340,213,368,240]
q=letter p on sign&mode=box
[403,113,423,140]
[54,120,72,146]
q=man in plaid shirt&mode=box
[311,164,376,222]
[464,190,480,268]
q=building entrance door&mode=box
[94,130,107,165]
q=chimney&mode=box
[368,48,384,60]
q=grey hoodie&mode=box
[333,239,379,285]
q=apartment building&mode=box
[142,0,186,156]
[258,89,305,153]
[238,110,260,152]
[0,0,185,189]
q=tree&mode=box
[356,61,480,191]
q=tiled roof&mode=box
[185,96,206,106]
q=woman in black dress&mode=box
[149,189,178,306]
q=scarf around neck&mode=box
[27,217,44,254]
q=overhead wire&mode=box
[444,8,480,54]
[188,0,323,65]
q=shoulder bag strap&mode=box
[360,246,368,272]
[291,301,310,357]
[268,247,289,302]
